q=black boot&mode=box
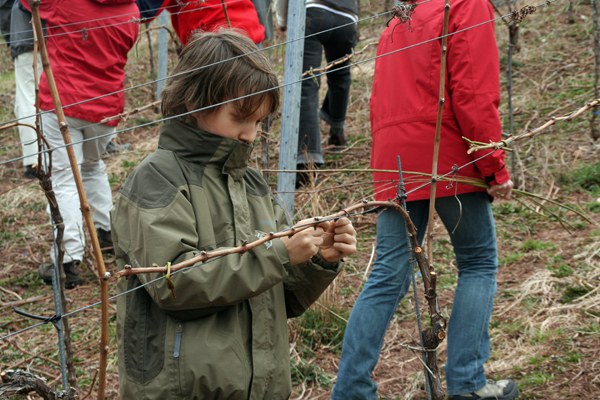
[295,164,320,189]
[64,261,84,289]
[24,165,37,179]
[38,261,84,289]
[97,228,114,255]
[328,127,346,151]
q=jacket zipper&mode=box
[173,323,183,359]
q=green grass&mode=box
[527,354,547,367]
[500,252,525,266]
[531,328,564,345]
[294,307,349,355]
[547,262,574,278]
[291,357,333,387]
[437,272,457,289]
[559,162,600,194]
[490,319,525,335]
[121,159,139,169]
[0,270,40,289]
[520,239,556,252]
[521,371,554,387]
[586,200,600,213]
[578,322,600,335]
[560,285,590,304]
[521,296,542,312]
[561,351,581,364]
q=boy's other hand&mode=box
[281,217,330,265]
[318,217,357,263]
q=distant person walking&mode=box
[275,0,358,186]
[332,1,518,399]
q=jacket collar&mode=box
[158,118,253,180]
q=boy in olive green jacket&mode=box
[112,30,357,399]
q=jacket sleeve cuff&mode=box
[311,253,341,271]
[485,165,510,186]
[271,237,290,266]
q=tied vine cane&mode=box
[397,156,447,400]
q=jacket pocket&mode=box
[123,276,167,384]
[176,315,252,398]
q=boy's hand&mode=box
[318,217,357,263]
[281,218,331,265]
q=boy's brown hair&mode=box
[161,30,280,120]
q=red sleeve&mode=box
[446,0,510,185]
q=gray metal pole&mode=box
[277,3,306,213]
[50,263,69,390]
[156,11,169,99]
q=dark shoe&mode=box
[328,132,346,147]
[24,165,37,179]
[39,261,84,289]
[97,228,114,255]
[450,379,519,400]
[328,127,346,151]
[105,140,131,155]
[295,164,319,189]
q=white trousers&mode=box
[14,51,41,167]
[42,113,114,264]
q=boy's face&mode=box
[194,101,271,144]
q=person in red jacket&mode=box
[138,0,264,45]
[333,1,518,400]
[20,0,139,288]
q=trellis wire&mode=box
[0,5,396,128]
[0,0,557,167]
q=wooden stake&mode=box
[425,2,451,398]
[426,0,450,266]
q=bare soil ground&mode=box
[1,1,599,399]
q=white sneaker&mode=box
[450,379,519,400]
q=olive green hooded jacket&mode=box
[112,119,341,399]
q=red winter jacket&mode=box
[21,0,139,126]
[168,0,264,45]
[370,0,510,202]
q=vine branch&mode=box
[464,98,600,154]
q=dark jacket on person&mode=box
[0,0,11,44]
[275,0,358,28]
[1,0,44,59]
[113,119,341,399]
[8,1,35,59]
[252,0,274,40]
[312,0,358,15]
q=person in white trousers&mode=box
[19,0,139,288]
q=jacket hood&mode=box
[158,118,253,181]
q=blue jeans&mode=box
[332,192,499,398]
[298,7,357,165]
